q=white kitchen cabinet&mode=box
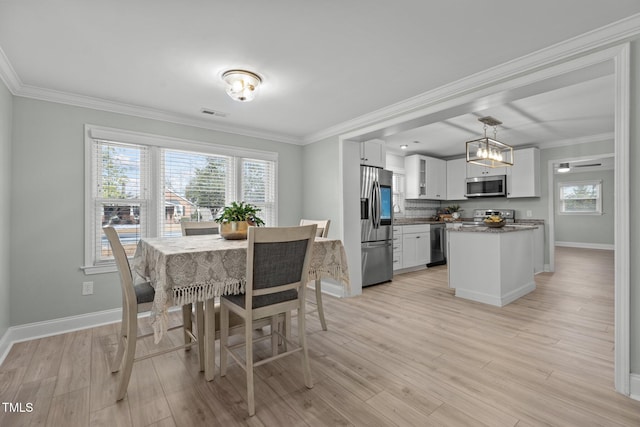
[402,224,430,268]
[507,147,540,198]
[466,162,506,178]
[446,158,467,200]
[392,225,403,271]
[405,155,446,200]
[360,139,386,168]
[448,227,535,306]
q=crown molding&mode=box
[16,84,303,145]
[536,132,615,150]
[0,46,22,92]
[304,13,640,144]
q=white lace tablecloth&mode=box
[132,235,350,343]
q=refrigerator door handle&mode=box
[375,180,381,228]
[370,181,379,228]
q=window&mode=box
[89,140,148,263]
[392,173,405,216]
[558,180,602,215]
[84,125,278,273]
[161,149,234,237]
[240,158,276,226]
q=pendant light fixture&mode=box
[466,116,513,168]
[221,69,262,102]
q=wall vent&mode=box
[200,108,228,118]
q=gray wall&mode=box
[9,97,304,326]
[554,170,614,245]
[0,79,11,337]
[301,136,342,238]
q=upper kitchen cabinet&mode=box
[405,154,446,200]
[507,147,540,198]
[446,158,467,200]
[466,162,507,178]
[360,139,386,168]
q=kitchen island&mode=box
[447,224,538,307]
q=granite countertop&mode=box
[395,218,545,227]
[447,224,539,233]
[514,219,545,225]
[393,217,471,225]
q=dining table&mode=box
[131,233,350,381]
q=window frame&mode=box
[556,179,603,216]
[83,124,278,274]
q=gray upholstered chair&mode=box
[220,224,317,416]
[299,219,330,330]
[180,220,219,236]
[103,226,201,401]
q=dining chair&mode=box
[178,220,262,369]
[299,219,330,238]
[103,226,202,401]
[180,220,219,236]
[219,224,317,416]
[299,219,330,330]
[180,220,219,357]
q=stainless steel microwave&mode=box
[465,175,507,197]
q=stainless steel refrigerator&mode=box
[360,165,393,287]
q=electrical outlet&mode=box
[526,210,532,218]
[82,281,94,295]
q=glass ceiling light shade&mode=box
[222,69,262,102]
[466,116,514,168]
[557,162,571,173]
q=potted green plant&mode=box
[215,201,265,239]
[446,204,463,220]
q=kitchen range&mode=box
[465,208,516,225]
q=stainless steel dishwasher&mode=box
[427,223,446,266]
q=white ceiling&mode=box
[385,70,615,158]
[1,1,639,150]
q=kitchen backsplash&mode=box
[399,199,441,218]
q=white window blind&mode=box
[91,140,149,262]
[241,158,276,226]
[160,149,234,237]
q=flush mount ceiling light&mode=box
[221,69,262,102]
[466,116,514,168]
[557,162,571,173]
[400,144,408,150]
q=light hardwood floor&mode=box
[2,247,640,426]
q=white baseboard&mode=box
[0,308,123,366]
[555,241,615,250]
[455,281,536,307]
[316,278,348,298]
[630,374,640,401]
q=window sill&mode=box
[81,263,118,275]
